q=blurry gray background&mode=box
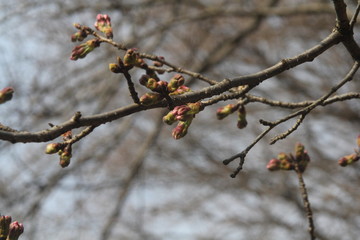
[0,1,359,239]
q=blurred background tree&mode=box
[0,0,359,239]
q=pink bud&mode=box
[8,221,24,240]
[266,158,281,171]
[94,14,113,39]
[0,87,14,104]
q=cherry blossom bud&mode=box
[216,104,238,120]
[45,143,64,154]
[167,74,185,92]
[139,93,164,105]
[163,111,177,125]
[266,158,281,171]
[278,152,294,170]
[70,39,100,61]
[169,85,191,95]
[0,215,11,239]
[338,153,359,167]
[59,151,72,168]
[7,221,24,240]
[145,78,159,91]
[123,48,138,67]
[109,63,122,73]
[172,118,192,140]
[94,14,113,39]
[237,105,247,129]
[294,142,305,161]
[0,87,14,104]
[71,29,88,42]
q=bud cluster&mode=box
[70,14,114,61]
[338,135,360,167]
[0,215,24,240]
[45,131,73,168]
[163,102,202,139]
[138,73,189,106]
[267,142,310,173]
[94,14,113,39]
[0,87,14,104]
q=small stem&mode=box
[294,161,316,240]
[122,69,140,104]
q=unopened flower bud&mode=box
[267,158,281,171]
[169,85,191,96]
[70,39,100,61]
[167,74,185,92]
[45,143,64,154]
[0,87,14,104]
[0,215,11,239]
[139,93,164,105]
[94,14,113,39]
[7,221,24,240]
[73,23,82,29]
[59,151,72,168]
[278,152,294,170]
[109,63,122,73]
[123,48,138,67]
[172,118,192,140]
[357,134,360,148]
[294,142,305,161]
[146,78,159,91]
[216,104,238,120]
[163,111,177,125]
[338,153,359,167]
[237,105,247,129]
[71,30,88,42]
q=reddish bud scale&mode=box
[267,158,281,171]
[0,87,14,104]
[357,134,360,148]
[8,221,24,240]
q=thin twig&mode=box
[269,61,359,144]
[349,1,360,29]
[293,161,316,240]
[223,126,273,178]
